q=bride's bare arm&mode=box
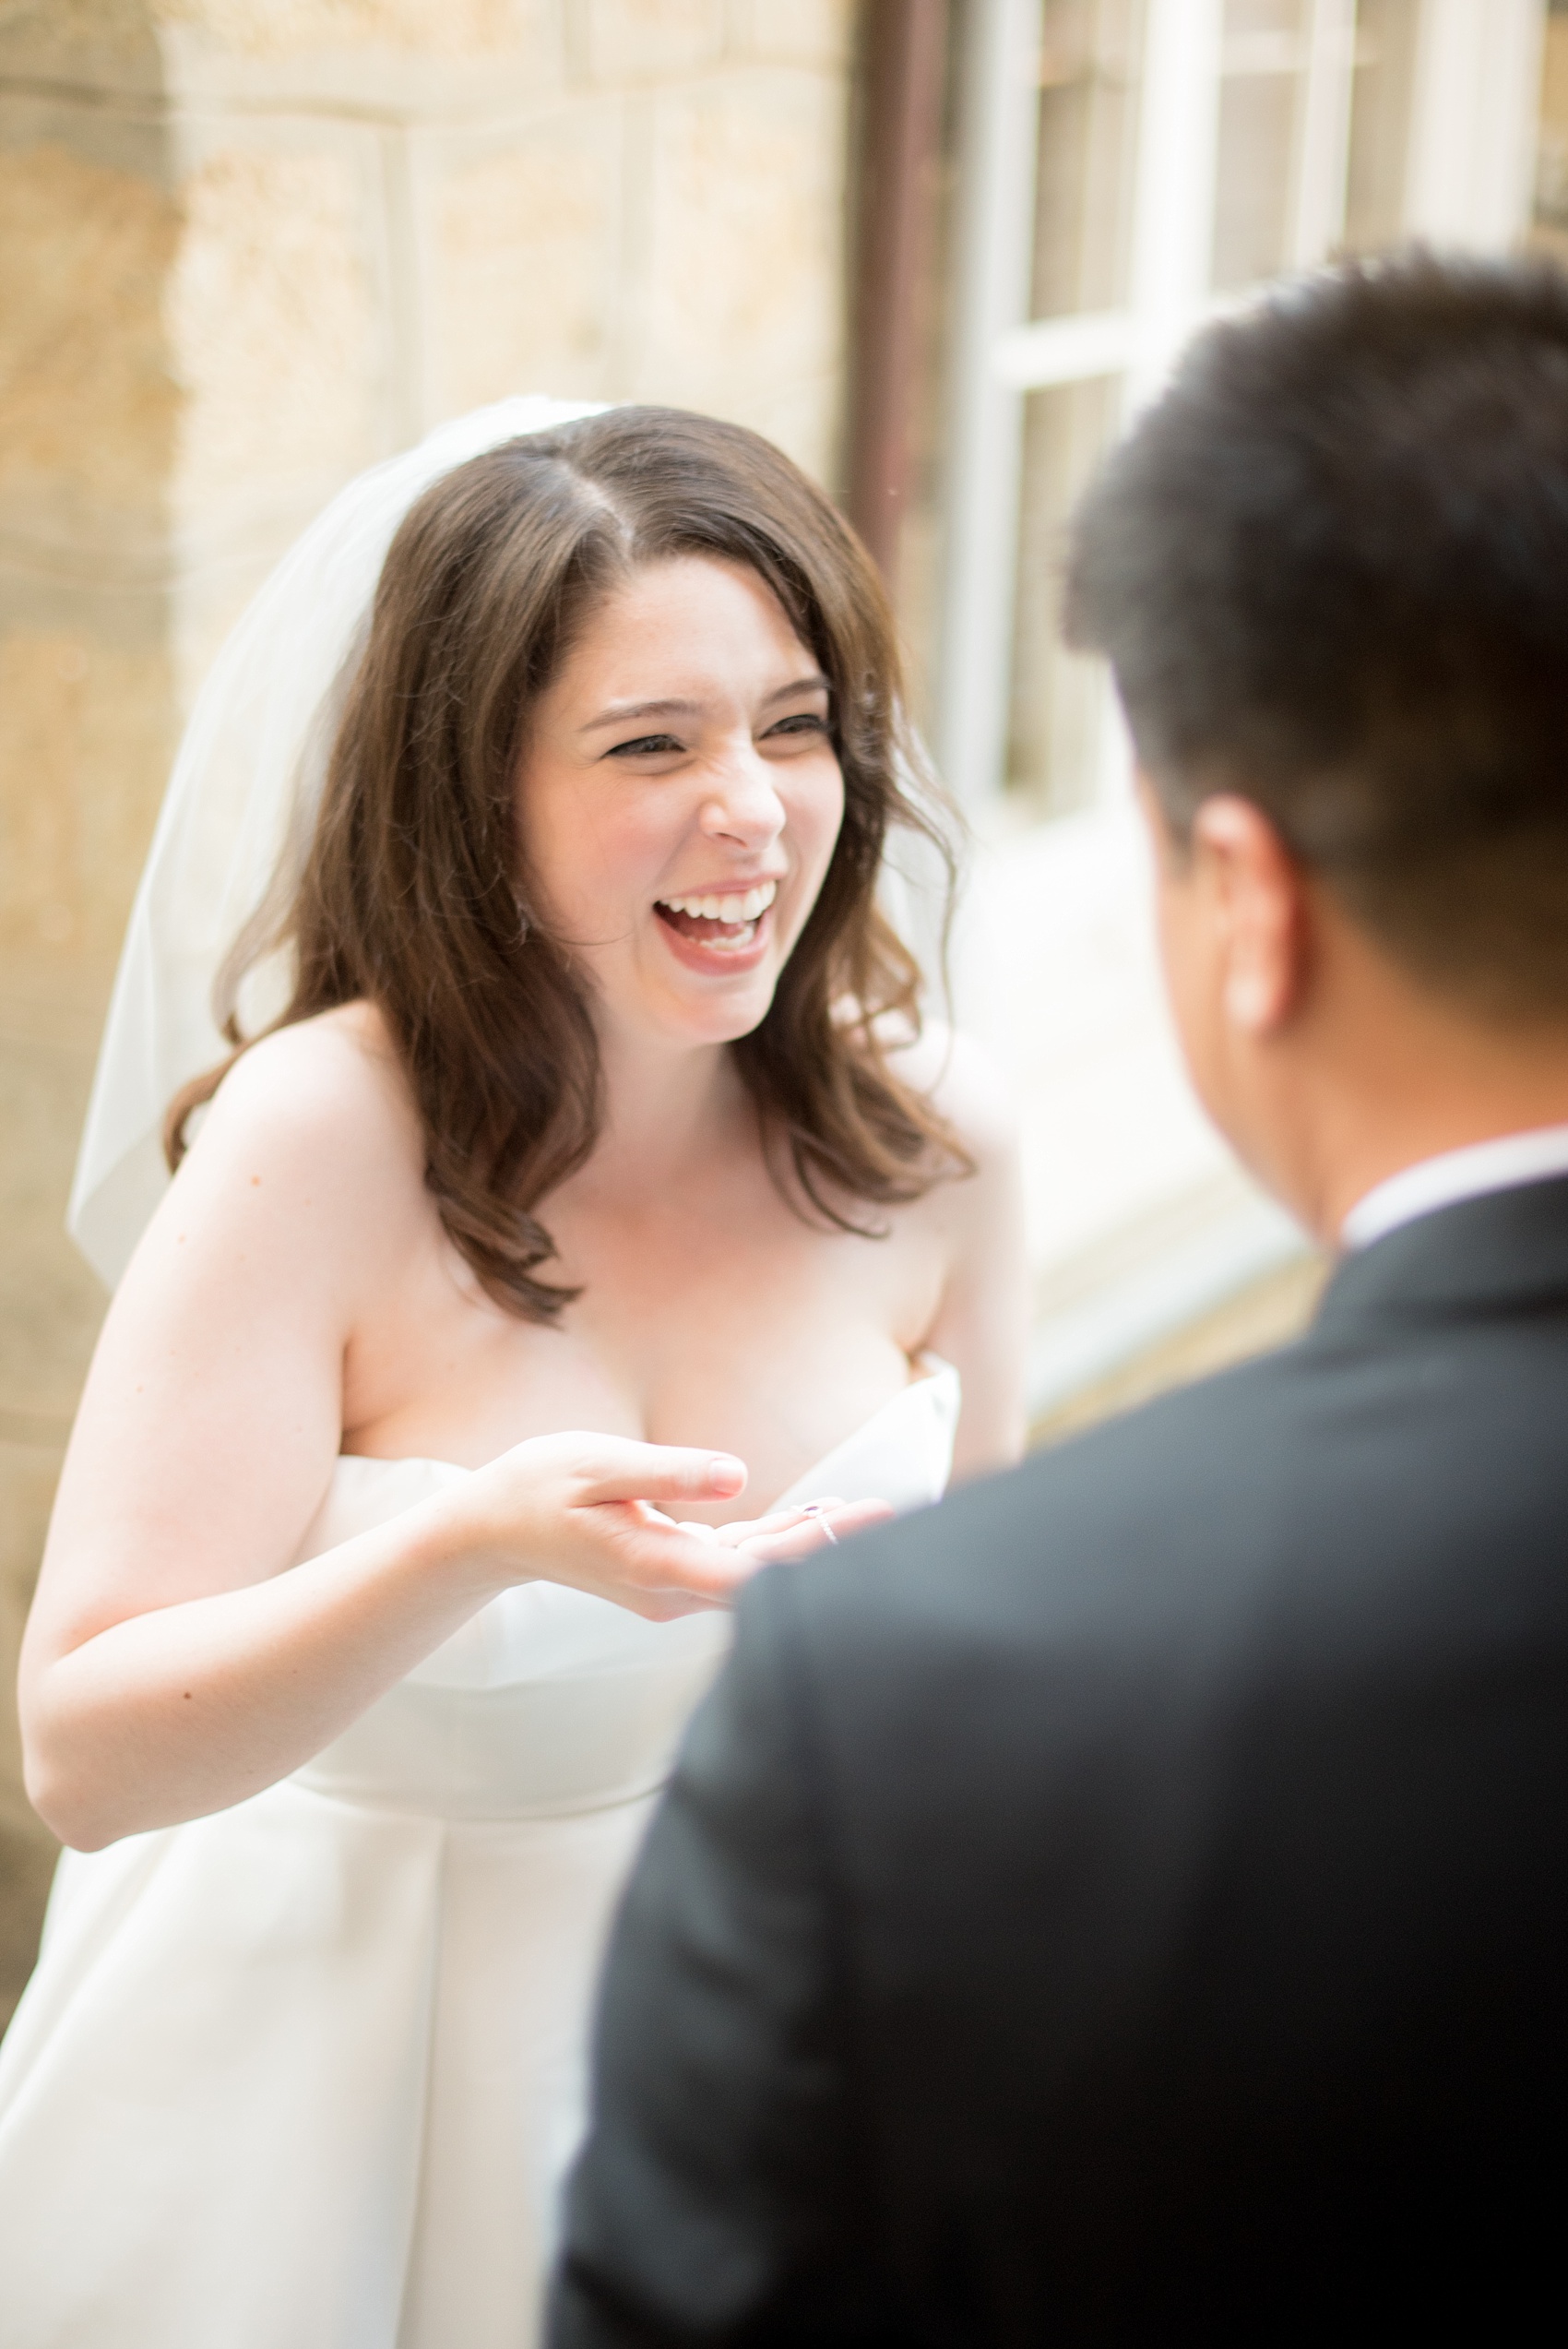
[18,1024,759,1852]
[896,1028,1030,1477]
[23,1436,769,1854]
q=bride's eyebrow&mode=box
[579,698,700,734]
[577,674,830,735]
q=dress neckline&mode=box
[336,1353,957,1500]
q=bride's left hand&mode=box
[664,1496,895,1564]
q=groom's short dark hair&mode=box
[1066,248,1568,1019]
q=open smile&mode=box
[653,877,778,961]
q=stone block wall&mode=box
[0,0,858,2026]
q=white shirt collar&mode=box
[1339,1122,1568,1252]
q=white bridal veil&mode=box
[68,398,603,1291]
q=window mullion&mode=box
[1123,0,1225,415]
[1403,0,1546,247]
[1289,0,1358,268]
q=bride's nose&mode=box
[696,746,787,849]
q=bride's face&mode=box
[517,554,845,1051]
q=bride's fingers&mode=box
[602,1519,761,1616]
[706,1503,831,1549]
[735,1496,897,1564]
[468,1439,895,1620]
[539,1434,748,1509]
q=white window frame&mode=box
[937,0,1547,1420]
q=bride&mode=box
[0,399,1027,2346]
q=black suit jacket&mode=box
[551,1180,1568,2344]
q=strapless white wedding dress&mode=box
[0,1361,957,2349]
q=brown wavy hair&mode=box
[168,406,968,1320]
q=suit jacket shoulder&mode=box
[554,1178,1568,2344]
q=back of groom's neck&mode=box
[1255,916,1568,1251]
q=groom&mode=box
[550,253,1568,2340]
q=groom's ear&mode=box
[1138,774,1313,1150]
[1188,793,1310,1041]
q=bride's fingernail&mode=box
[709,1454,744,1486]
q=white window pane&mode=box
[1343,0,1421,252]
[1006,376,1124,812]
[1033,0,1148,318]
[1213,1,1307,291]
[1226,0,1304,35]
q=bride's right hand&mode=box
[453,1432,759,1621]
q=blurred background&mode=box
[1,0,1563,2021]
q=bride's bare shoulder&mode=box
[208,1000,410,1130]
[885,1018,1018,1164]
[106,1002,432,1337]
[184,1002,425,1222]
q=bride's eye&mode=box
[764,712,829,742]
[606,733,684,758]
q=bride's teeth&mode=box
[655,879,777,922]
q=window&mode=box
[934,0,1548,1422]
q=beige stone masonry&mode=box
[0,2,850,117]
[0,137,180,560]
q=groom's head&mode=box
[1067,250,1568,1239]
